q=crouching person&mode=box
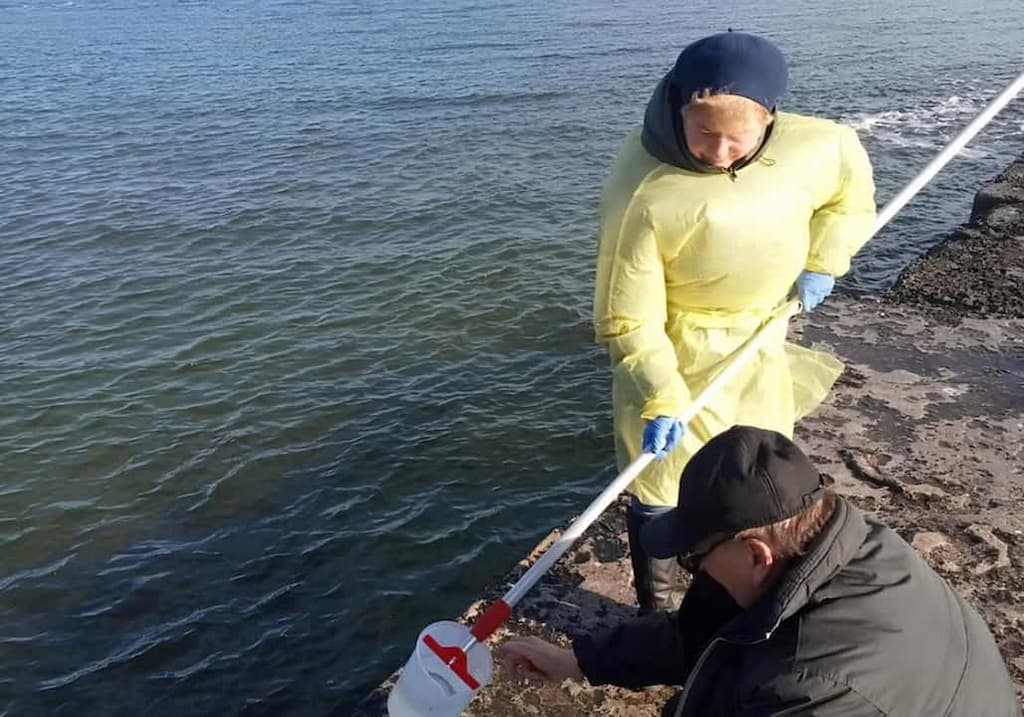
[498,426,1020,716]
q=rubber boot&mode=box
[626,506,680,614]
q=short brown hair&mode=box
[736,489,837,558]
[682,88,773,126]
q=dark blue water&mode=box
[2,0,1023,714]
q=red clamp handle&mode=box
[469,599,513,642]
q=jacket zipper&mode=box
[672,636,725,717]
[673,616,786,717]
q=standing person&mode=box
[593,31,876,613]
[498,427,1021,716]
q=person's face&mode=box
[681,103,770,169]
[694,536,780,608]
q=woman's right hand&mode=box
[642,417,686,459]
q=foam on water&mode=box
[843,93,1013,158]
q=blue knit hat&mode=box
[670,31,788,111]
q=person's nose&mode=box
[707,139,732,166]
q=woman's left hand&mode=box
[796,271,835,312]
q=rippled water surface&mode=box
[2,0,1023,713]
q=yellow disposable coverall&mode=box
[594,112,876,506]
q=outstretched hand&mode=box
[496,636,584,684]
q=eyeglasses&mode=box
[679,534,733,574]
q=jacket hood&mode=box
[640,71,774,177]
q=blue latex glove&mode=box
[642,417,686,460]
[796,271,835,312]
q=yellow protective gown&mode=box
[594,112,876,507]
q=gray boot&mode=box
[626,506,680,614]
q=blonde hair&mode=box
[736,489,837,558]
[682,88,773,128]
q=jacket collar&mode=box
[721,497,869,643]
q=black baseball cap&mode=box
[641,426,826,560]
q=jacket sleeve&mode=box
[593,203,690,420]
[572,611,689,688]
[736,671,884,717]
[805,125,877,278]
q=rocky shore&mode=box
[355,154,1024,715]
[889,155,1024,319]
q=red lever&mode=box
[423,634,481,690]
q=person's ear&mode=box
[744,537,775,581]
